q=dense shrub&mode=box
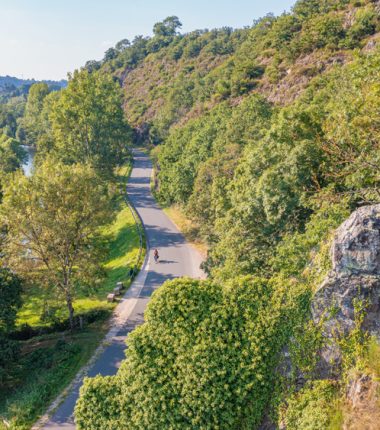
[0,268,22,383]
[76,375,122,430]
[296,13,346,53]
[344,5,379,47]
[76,277,309,429]
[282,380,338,430]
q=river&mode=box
[21,145,36,177]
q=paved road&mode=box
[40,150,204,429]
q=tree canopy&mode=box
[44,70,130,172]
[1,160,113,328]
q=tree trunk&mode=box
[66,292,75,330]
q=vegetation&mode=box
[0,163,141,429]
[1,161,113,329]
[43,70,130,172]
[0,269,22,384]
[2,0,380,428]
[0,34,138,430]
[0,320,108,430]
[282,380,339,430]
[0,134,26,175]
[75,0,380,428]
[76,277,308,429]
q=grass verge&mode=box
[0,319,108,430]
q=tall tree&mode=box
[1,160,113,329]
[0,133,27,174]
[47,70,131,172]
[18,83,50,146]
[153,16,182,37]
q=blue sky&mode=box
[0,0,296,80]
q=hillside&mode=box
[74,1,380,429]
[96,0,380,143]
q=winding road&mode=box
[40,150,204,429]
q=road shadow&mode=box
[144,223,186,248]
[139,270,176,297]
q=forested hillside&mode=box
[75,0,380,429]
[93,0,380,281]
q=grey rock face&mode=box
[332,204,380,276]
[312,204,380,377]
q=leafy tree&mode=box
[103,47,118,62]
[115,39,130,52]
[295,13,345,53]
[17,83,50,146]
[153,16,182,37]
[46,70,131,172]
[292,0,349,19]
[0,134,27,174]
[1,160,113,329]
[122,35,149,66]
[32,90,61,158]
[320,50,380,202]
[147,17,183,53]
[84,60,102,73]
[0,268,22,333]
[0,104,18,137]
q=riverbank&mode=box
[0,163,144,430]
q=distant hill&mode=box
[0,75,67,91]
[0,75,67,103]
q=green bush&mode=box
[0,269,22,383]
[344,6,378,47]
[76,375,122,430]
[282,380,338,430]
[294,13,345,55]
[76,277,308,429]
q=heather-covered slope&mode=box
[96,0,380,142]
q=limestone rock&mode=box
[332,204,380,276]
[312,204,380,377]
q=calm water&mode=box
[21,145,35,177]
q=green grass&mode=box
[0,162,145,429]
[0,320,108,430]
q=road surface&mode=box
[40,150,204,429]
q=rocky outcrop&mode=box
[344,374,380,430]
[312,204,380,377]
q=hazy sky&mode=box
[0,0,296,81]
